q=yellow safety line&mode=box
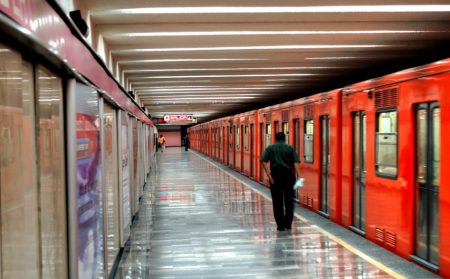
[193,151,405,279]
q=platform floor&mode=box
[114,148,439,279]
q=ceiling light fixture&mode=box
[133,73,315,79]
[115,44,387,53]
[116,30,434,37]
[118,58,267,64]
[123,66,333,73]
[99,5,450,15]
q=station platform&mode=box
[114,148,439,279]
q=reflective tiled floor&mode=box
[115,148,433,279]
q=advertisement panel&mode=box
[75,82,104,278]
[120,111,131,245]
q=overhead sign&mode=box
[163,114,197,124]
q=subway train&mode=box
[0,2,156,279]
[188,57,450,277]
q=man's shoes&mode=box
[277,227,285,231]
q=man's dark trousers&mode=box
[269,167,296,229]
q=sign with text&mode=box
[163,114,197,124]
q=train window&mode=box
[229,126,233,147]
[274,121,279,133]
[304,119,314,163]
[244,125,249,151]
[265,123,272,147]
[293,119,300,155]
[432,108,440,185]
[282,122,289,143]
[416,109,427,183]
[236,126,240,149]
[376,110,398,178]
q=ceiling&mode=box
[83,0,450,123]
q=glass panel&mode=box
[236,126,240,149]
[376,111,397,176]
[103,103,120,275]
[416,109,427,184]
[432,108,440,186]
[294,119,300,154]
[353,115,360,170]
[265,124,271,147]
[362,114,367,172]
[376,134,397,176]
[304,120,314,163]
[244,125,249,151]
[283,122,289,143]
[321,118,327,164]
[378,111,397,132]
[430,190,439,265]
[0,48,40,278]
[361,113,367,230]
[37,66,68,278]
[361,176,366,230]
[306,119,314,134]
[75,83,103,278]
[274,121,279,133]
[353,114,360,227]
[416,187,428,260]
[229,126,232,147]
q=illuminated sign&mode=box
[163,114,197,124]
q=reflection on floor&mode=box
[114,148,431,278]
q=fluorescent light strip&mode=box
[117,45,386,53]
[139,91,266,95]
[101,5,450,15]
[118,30,434,37]
[119,58,267,64]
[135,73,314,79]
[306,56,366,60]
[134,85,282,90]
[140,94,263,98]
[137,87,280,92]
[124,66,332,73]
[131,80,214,84]
[151,96,256,100]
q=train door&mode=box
[220,127,223,162]
[320,116,330,215]
[250,124,254,178]
[413,103,440,270]
[234,125,239,168]
[229,126,234,167]
[293,119,301,200]
[352,111,366,233]
[259,123,264,182]
[213,128,217,159]
[224,126,231,166]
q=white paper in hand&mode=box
[293,178,304,190]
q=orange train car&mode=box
[341,60,450,275]
[289,90,342,224]
[230,110,258,176]
[188,57,450,278]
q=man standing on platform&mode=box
[184,134,190,151]
[158,134,166,152]
[261,132,301,231]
